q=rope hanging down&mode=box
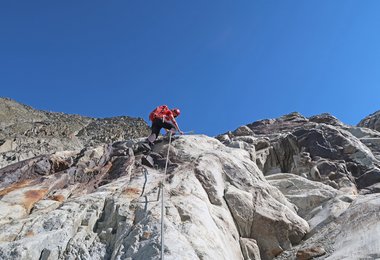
[161,131,172,260]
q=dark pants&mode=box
[148,118,175,143]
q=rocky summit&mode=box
[1,100,380,260]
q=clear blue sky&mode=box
[1,1,380,136]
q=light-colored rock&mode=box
[274,189,380,260]
[225,185,309,260]
[240,238,261,260]
[266,173,340,217]
[345,126,380,139]
[0,135,307,260]
[325,194,380,259]
[306,194,353,232]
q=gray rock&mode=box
[225,185,309,259]
[358,110,380,131]
[141,155,155,168]
[308,113,344,127]
[356,168,380,189]
[0,98,150,169]
[233,125,254,136]
[296,246,326,260]
[266,173,339,217]
[240,238,261,260]
[359,182,380,194]
[220,111,380,193]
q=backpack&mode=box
[149,105,169,121]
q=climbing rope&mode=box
[160,131,172,260]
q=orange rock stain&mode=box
[23,189,49,213]
[0,180,31,196]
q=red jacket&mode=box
[149,105,180,131]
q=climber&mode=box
[146,105,184,146]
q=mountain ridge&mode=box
[0,98,150,169]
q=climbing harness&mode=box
[160,131,172,260]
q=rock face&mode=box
[217,112,380,259]
[0,135,309,260]
[218,112,380,193]
[358,110,380,132]
[1,99,380,259]
[0,98,150,169]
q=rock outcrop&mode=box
[1,99,380,259]
[358,110,380,132]
[218,112,380,194]
[217,112,380,259]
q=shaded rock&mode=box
[233,125,254,136]
[111,141,135,157]
[141,155,154,168]
[0,156,52,189]
[356,168,380,189]
[253,138,271,151]
[33,157,52,175]
[293,128,337,159]
[134,142,152,155]
[147,152,167,169]
[263,133,300,175]
[359,182,380,195]
[110,153,135,175]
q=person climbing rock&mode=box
[146,105,184,146]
